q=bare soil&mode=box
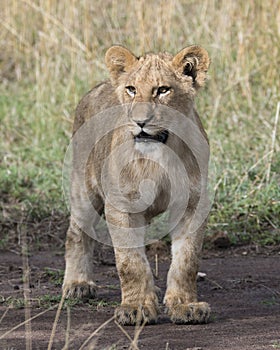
[0,246,280,350]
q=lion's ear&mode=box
[105,45,138,80]
[172,45,210,88]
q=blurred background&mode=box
[0,0,279,250]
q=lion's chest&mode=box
[100,152,171,217]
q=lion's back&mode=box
[73,81,118,135]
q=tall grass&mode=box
[0,0,279,246]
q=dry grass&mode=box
[0,0,279,246]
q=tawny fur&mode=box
[63,45,211,325]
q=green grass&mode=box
[0,82,70,216]
[0,0,279,248]
[43,268,65,287]
[261,298,280,307]
[208,171,280,245]
[272,341,280,349]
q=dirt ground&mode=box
[0,245,280,350]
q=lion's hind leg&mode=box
[63,220,97,299]
[63,181,103,299]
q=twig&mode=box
[259,284,280,297]
[78,316,115,350]
[155,254,158,279]
[0,306,11,324]
[129,322,146,350]
[129,319,146,350]
[264,215,277,230]
[235,150,272,193]
[62,306,71,350]
[114,317,145,350]
[266,101,280,183]
[0,19,32,51]
[47,293,66,350]
[21,223,32,350]
[0,306,58,340]
[205,277,224,290]
[114,320,134,343]
[20,0,91,56]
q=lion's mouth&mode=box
[135,130,169,144]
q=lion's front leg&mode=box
[164,222,210,324]
[105,205,159,325]
[114,247,159,325]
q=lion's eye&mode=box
[157,86,171,96]
[126,86,136,97]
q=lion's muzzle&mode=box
[135,129,169,143]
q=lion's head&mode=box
[104,45,210,154]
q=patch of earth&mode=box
[0,247,280,350]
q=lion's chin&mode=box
[134,141,164,155]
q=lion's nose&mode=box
[136,122,146,128]
[131,103,154,126]
[133,115,154,128]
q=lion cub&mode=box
[63,45,211,325]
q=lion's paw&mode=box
[115,303,158,325]
[63,281,97,299]
[167,301,211,324]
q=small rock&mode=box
[197,272,207,281]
